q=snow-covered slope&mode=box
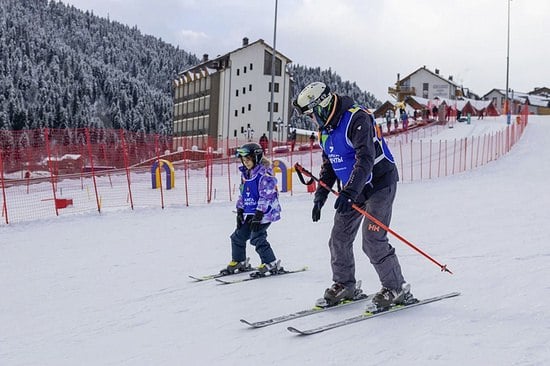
[1,116,549,366]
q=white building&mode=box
[172,38,292,151]
[390,66,470,101]
[483,88,550,115]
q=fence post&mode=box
[399,141,404,182]
[420,140,423,180]
[154,134,165,209]
[445,140,448,176]
[458,138,463,173]
[452,138,457,175]
[226,136,233,202]
[44,128,59,216]
[438,140,442,178]
[119,129,134,210]
[206,144,213,203]
[410,141,413,181]
[85,128,101,213]
[0,149,8,224]
[429,139,432,179]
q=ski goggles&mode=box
[294,99,321,116]
[293,90,332,116]
[235,148,252,158]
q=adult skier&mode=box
[293,82,413,308]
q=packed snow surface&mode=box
[1,116,549,365]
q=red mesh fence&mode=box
[0,115,528,225]
[0,128,321,224]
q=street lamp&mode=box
[268,0,278,156]
[243,124,254,142]
[505,0,511,125]
[276,117,283,143]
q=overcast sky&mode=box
[60,0,549,101]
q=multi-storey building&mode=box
[172,38,292,152]
[389,66,472,101]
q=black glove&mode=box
[236,209,244,229]
[312,202,322,222]
[249,210,264,232]
[334,191,354,214]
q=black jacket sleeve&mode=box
[313,150,337,207]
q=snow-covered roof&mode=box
[517,94,549,107]
[291,127,316,136]
[406,96,431,107]
[41,154,82,163]
[484,89,549,107]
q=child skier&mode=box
[220,143,283,277]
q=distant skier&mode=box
[385,110,392,133]
[294,81,414,308]
[401,110,409,131]
[259,133,268,153]
[220,143,283,277]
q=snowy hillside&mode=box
[1,116,549,366]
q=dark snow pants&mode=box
[230,222,276,265]
[328,183,405,291]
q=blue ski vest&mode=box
[241,174,261,215]
[320,105,395,186]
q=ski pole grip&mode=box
[294,163,315,186]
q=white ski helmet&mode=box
[293,82,333,116]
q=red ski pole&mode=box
[295,163,453,274]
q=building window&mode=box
[236,89,239,97]
[234,110,238,117]
[249,84,252,91]
[236,68,240,76]
[241,106,245,114]
[242,87,246,95]
[263,50,282,76]
[244,66,247,73]
[250,63,253,70]
[197,97,203,111]
[268,82,280,93]
[248,104,251,111]
[267,102,279,113]
[422,83,429,99]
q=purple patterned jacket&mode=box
[236,160,281,223]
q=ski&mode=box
[287,291,460,335]
[214,266,308,285]
[240,293,372,328]
[189,258,254,281]
[189,273,235,281]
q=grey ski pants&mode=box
[328,183,405,291]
